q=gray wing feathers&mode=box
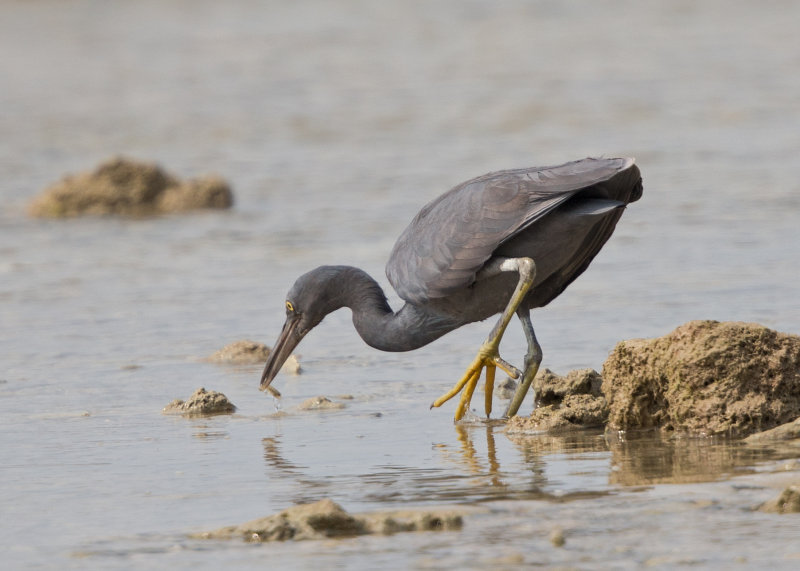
[386,157,634,304]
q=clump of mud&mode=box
[602,320,800,437]
[758,485,800,514]
[492,377,518,399]
[297,396,346,411]
[506,368,607,433]
[194,498,465,542]
[28,156,233,217]
[549,527,566,547]
[208,340,301,373]
[745,418,800,443]
[534,368,603,406]
[163,387,236,416]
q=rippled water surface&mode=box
[2,1,800,569]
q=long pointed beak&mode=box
[260,315,304,397]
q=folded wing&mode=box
[386,157,638,304]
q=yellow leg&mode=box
[454,369,481,421]
[430,370,474,408]
[484,365,496,418]
[430,258,537,421]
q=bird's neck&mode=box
[331,266,460,352]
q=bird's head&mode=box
[259,266,349,394]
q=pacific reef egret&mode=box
[260,157,642,420]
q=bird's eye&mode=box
[285,301,295,313]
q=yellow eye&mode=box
[285,301,294,312]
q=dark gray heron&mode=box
[260,157,642,421]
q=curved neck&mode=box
[328,266,460,352]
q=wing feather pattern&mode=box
[386,157,638,304]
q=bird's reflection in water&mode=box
[436,421,552,500]
[440,422,618,502]
[262,436,305,477]
[259,422,794,509]
[453,423,502,486]
[449,423,775,498]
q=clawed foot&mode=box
[431,343,521,421]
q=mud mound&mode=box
[163,387,236,416]
[492,377,518,399]
[506,394,607,433]
[209,340,271,364]
[194,498,465,542]
[208,340,301,373]
[602,320,800,436]
[28,157,233,217]
[758,485,800,514]
[298,396,346,410]
[506,368,607,433]
[534,368,603,406]
[157,175,232,212]
[744,418,800,443]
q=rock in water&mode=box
[194,498,465,542]
[506,368,607,434]
[297,396,346,410]
[28,157,233,217]
[745,418,800,443]
[209,340,301,373]
[533,368,603,406]
[163,387,236,416]
[758,486,800,514]
[602,320,800,436]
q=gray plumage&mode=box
[387,157,641,306]
[259,156,642,418]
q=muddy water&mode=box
[2,0,800,569]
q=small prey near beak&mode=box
[259,314,304,398]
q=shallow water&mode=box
[2,0,800,569]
